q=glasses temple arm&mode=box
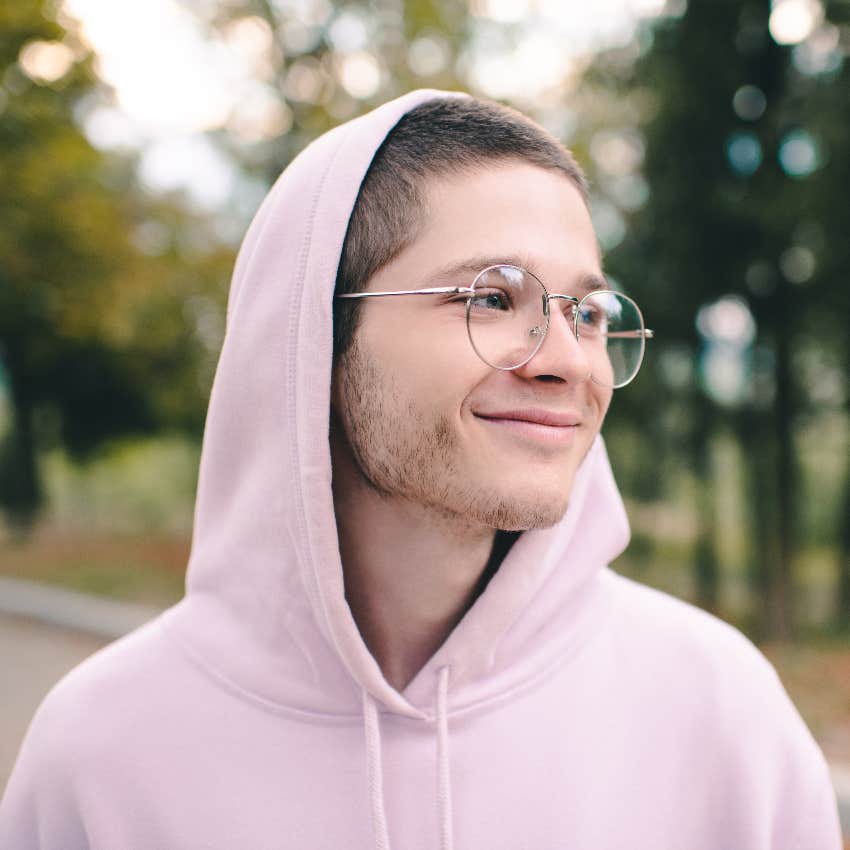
[336,286,473,299]
[606,329,654,339]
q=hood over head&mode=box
[160,88,631,724]
[4,89,842,850]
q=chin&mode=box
[493,500,569,532]
[466,481,572,532]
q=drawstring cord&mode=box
[361,666,455,850]
[363,689,392,850]
[436,666,454,850]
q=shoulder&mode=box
[598,569,817,736]
[13,615,183,770]
[599,571,842,847]
[603,567,777,674]
[0,616,183,846]
[600,568,829,761]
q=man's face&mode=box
[331,161,612,531]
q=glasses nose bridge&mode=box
[544,292,580,328]
[525,291,592,381]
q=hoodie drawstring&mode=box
[361,666,455,850]
[363,689,392,850]
[436,666,454,850]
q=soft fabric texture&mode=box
[0,88,842,850]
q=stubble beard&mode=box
[335,340,570,532]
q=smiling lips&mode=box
[473,408,582,444]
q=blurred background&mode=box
[0,0,848,824]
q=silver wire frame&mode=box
[335,265,654,386]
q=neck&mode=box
[331,428,514,691]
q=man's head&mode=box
[333,98,590,358]
[330,96,611,532]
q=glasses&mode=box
[336,264,654,388]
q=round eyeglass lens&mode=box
[576,290,647,388]
[465,265,549,370]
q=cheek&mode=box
[407,360,490,425]
[361,312,485,415]
[593,385,613,423]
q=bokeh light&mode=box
[471,0,532,23]
[327,9,370,52]
[697,296,757,346]
[285,57,328,103]
[337,51,382,99]
[793,22,843,75]
[769,0,822,46]
[18,40,76,84]
[778,129,821,177]
[80,105,145,149]
[605,174,651,211]
[65,0,236,135]
[590,129,645,175]
[407,33,450,77]
[779,245,816,284]
[138,135,237,210]
[591,197,627,250]
[697,296,757,407]
[222,16,278,80]
[732,84,767,121]
[228,88,294,143]
[726,131,763,176]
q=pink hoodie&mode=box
[0,89,842,850]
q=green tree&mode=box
[193,0,470,184]
[589,0,849,637]
[0,1,232,536]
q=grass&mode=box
[761,635,850,764]
[0,530,188,607]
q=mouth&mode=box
[473,409,582,445]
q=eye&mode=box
[469,288,512,312]
[577,303,606,332]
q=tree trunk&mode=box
[738,409,779,641]
[0,391,42,539]
[693,402,719,614]
[770,280,795,640]
[836,345,850,630]
[836,469,850,630]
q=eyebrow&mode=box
[427,254,609,294]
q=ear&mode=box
[329,356,347,423]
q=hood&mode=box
[160,88,631,725]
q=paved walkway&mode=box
[0,576,164,790]
[0,613,107,789]
[1,578,848,838]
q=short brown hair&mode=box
[333,97,589,358]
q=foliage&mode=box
[1,0,847,639]
[0,0,233,534]
[587,0,850,635]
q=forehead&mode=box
[400,161,602,286]
[427,253,608,295]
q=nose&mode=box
[512,302,592,383]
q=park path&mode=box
[0,612,107,789]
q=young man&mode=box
[0,90,842,849]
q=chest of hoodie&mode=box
[70,644,749,850]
